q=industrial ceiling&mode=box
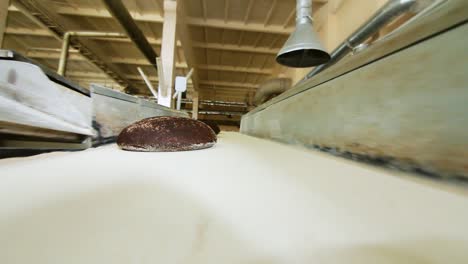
[3,0,327,105]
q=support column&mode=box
[192,92,199,120]
[0,0,10,48]
[158,0,178,108]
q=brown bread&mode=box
[117,116,217,152]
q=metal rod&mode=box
[156,57,166,97]
[57,31,128,76]
[177,92,182,110]
[137,67,158,99]
[185,68,194,80]
[102,0,159,70]
[304,0,428,81]
[297,0,313,25]
[57,32,71,76]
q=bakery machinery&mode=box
[0,50,187,157]
[0,0,467,263]
[243,0,468,180]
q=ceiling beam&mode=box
[224,0,229,23]
[153,0,164,16]
[131,80,244,93]
[200,91,249,96]
[121,77,253,91]
[200,0,208,20]
[25,50,188,68]
[66,71,108,78]
[27,50,86,61]
[243,0,254,24]
[68,72,174,83]
[264,0,277,26]
[16,6,294,35]
[200,80,258,89]
[200,89,252,95]
[198,64,273,75]
[53,6,164,23]
[5,27,54,36]
[66,74,254,91]
[192,41,278,54]
[186,17,292,35]
[283,8,296,28]
[24,50,272,75]
[6,27,279,55]
[5,26,179,46]
[253,33,263,47]
[110,57,188,68]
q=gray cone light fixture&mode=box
[276,0,331,68]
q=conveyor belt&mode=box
[1,132,467,263]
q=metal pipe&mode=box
[137,67,158,99]
[304,0,429,80]
[102,0,159,70]
[172,91,182,110]
[297,0,313,24]
[57,32,71,76]
[176,92,182,110]
[185,68,194,80]
[57,31,127,76]
[156,57,166,97]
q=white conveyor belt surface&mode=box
[1,132,467,264]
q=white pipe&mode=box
[156,57,166,97]
[171,92,183,110]
[185,68,194,80]
[176,92,182,110]
[137,67,158,99]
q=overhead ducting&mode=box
[254,78,292,106]
[276,0,330,68]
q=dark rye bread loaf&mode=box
[201,120,221,135]
[117,116,217,152]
